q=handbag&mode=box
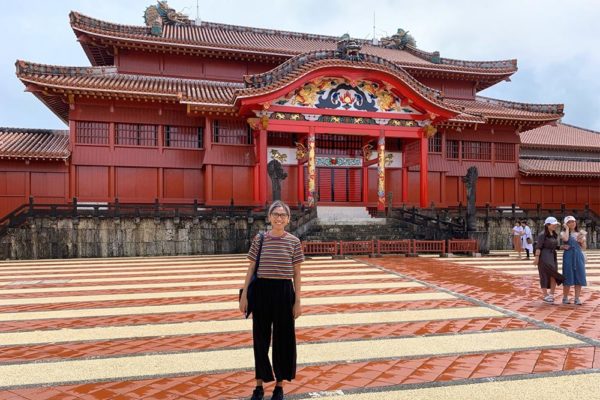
[239,232,264,319]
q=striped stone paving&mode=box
[0,253,599,399]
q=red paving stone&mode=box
[0,317,530,363]
[363,256,600,341]
[1,255,599,399]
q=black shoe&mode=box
[272,386,284,400]
[250,386,264,400]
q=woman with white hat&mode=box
[533,216,564,303]
[560,216,587,305]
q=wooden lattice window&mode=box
[462,141,491,160]
[165,126,203,149]
[116,123,157,146]
[446,140,459,159]
[75,121,109,145]
[213,120,252,145]
[316,134,362,157]
[495,142,515,162]
[428,133,442,153]
[268,132,296,147]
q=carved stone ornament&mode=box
[336,34,363,61]
[380,28,417,50]
[423,123,437,138]
[144,1,191,31]
[295,142,307,160]
[270,149,288,164]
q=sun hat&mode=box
[563,216,576,224]
[544,216,559,225]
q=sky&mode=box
[1,0,599,132]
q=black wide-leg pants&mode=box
[252,278,296,382]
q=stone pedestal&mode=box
[468,231,489,255]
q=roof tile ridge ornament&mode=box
[15,60,117,77]
[336,34,363,61]
[476,95,564,115]
[69,11,150,35]
[144,1,192,36]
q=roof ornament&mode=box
[336,34,363,61]
[144,1,191,36]
[380,28,416,50]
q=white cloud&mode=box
[1,0,598,131]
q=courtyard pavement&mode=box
[0,250,599,399]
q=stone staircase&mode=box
[299,206,428,242]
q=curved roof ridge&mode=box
[0,127,68,135]
[16,60,117,76]
[243,50,441,98]
[199,21,347,43]
[238,50,464,115]
[475,95,564,115]
[70,11,149,35]
[404,45,517,70]
[15,60,245,88]
[559,122,600,135]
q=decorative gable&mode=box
[274,77,422,114]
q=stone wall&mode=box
[1,216,268,260]
[481,217,597,250]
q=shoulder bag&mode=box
[239,232,264,319]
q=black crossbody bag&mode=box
[239,232,264,318]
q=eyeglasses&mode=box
[271,212,289,219]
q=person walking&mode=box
[240,200,304,400]
[521,219,534,260]
[534,216,564,303]
[561,216,587,305]
[512,220,525,259]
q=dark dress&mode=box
[535,233,564,288]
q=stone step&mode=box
[316,206,384,225]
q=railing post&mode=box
[28,196,34,213]
[511,203,516,220]
[560,203,565,219]
[114,198,120,218]
[585,203,590,219]
[193,199,199,217]
[154,198,160,218]
[72,197,77,217]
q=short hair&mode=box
[268,200,290,217]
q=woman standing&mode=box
[240,200,304,400]
[534,216,564,303]
[512,220,525,259]
[521,220,534,260]
[561,216,587,305]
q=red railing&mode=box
[339,240,375,256]
[302,241,338,256]
[377,240,412,254]
[413,240,446,254]
[448,239,478,253]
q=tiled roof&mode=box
[69,11,517,86]
[446,96,564,124]
[520,123,600,151]
[16,60,562,128]
[0,128,70,160]
[519,158,600,177]
[16,60,243,122]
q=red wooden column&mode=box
[297,159,304,205]
[68,120,77,199]
[307,128,316,207]
[203,117,213,205]
[377,129,386,212]
[258,129,268,205]
[420,134,429,208]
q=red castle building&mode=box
[1,1,599,219]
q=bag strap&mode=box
[252,233,265,278]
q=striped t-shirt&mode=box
[247,231,304,279]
